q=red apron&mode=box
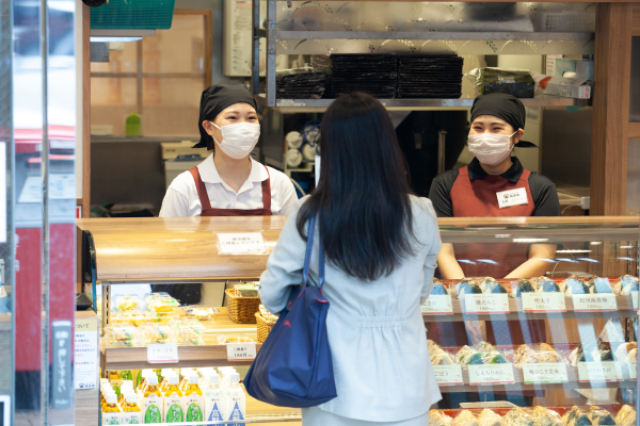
[189,165,273,216]
[430,166,545,347]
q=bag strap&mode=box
[301,215,325,294]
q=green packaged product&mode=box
[471,67,535,98]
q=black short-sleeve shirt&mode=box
[428,157,561,218]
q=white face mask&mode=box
[467,130,518,166]
[211,121,260,160]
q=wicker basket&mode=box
[256,312,276,343]
[225,289,261,324]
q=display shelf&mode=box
[100,341,263,370]
[101,308,261,370]
[255,96,592,114]
[274,31,594,41]
[437,365,636,393]
[422,294,638,322]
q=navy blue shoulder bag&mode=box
[244,215,337,407]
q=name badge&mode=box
[496,187,528,209]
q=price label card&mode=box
[577,361,623,382]
[572,294,618,312]
[464,294,510,314]
[227,342,257,362]
[216,232,267,255]
[467,364,515,386]
[421,295,453,315]
[432,364,464,385]
[147,344,179,364]
[632,291,638,310]
[630,362,637,380]
[522,363,568,384]
[522,293,566,312]
[468,364,515,386]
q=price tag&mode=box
[432,364,463,385]
[632,291,638,310]
[421,295,453,315]
[572,294,618,312]
[227,342,257,362]
[577,361,623,382]
[522,363,568,384]
[217,232,267,255]
[522,293,566,312]
[464,294,510,314]
[629,362,637,380]
[146,344,179,364]
[468,364,515,386]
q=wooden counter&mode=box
[77,215,639,285]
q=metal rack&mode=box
[250,0,595,110]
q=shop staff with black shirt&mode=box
[430,93,561,281]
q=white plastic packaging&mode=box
[224,373,246,425]
[204,374,225,422]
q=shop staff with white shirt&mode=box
[160,83,297,218]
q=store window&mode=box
[90,11,212,137]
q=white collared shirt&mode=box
[159,154,298,217]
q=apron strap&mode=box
[261,166,272,211]
[189,166,213,211]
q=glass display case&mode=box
[78,215,639,424]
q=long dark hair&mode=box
[297,92,415,281]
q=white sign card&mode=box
[577,361,623,383]
[217,232,267,255]
[464,294,510,314]
[572,294,618,312]
[632,291,638,310]
[74,317,98,390]
[227,342,257,362]
[432,364,464,385]
[522,293,566,312]
[522,363,568,384]
[421,295,453,315]
[496,187,528,209]
[629,362,637,380]
[468,364,515,386]
[147,344,179,363]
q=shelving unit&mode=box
[250,0,597,109]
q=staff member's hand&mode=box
[504,243,556,279]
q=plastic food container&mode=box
[216,335,256,345]
[141,324,175,345]
[182,306,219,322]
[114,294,141,311]
[176,323,206,346]
[147,312,178,324]
[145,293,179,313]
[106,325,141,347]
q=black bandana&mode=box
[194,84,257,149]
[470,93,536,148]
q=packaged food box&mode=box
[145,292,179,313]
[141,324,175,345]
[534,74,592,99]
[233,282,259,297]
[147,312,178,324]
[115,294,141,311]
[106,325,141,347]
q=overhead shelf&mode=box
[255,95,592,113]
[274,31,594,41]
